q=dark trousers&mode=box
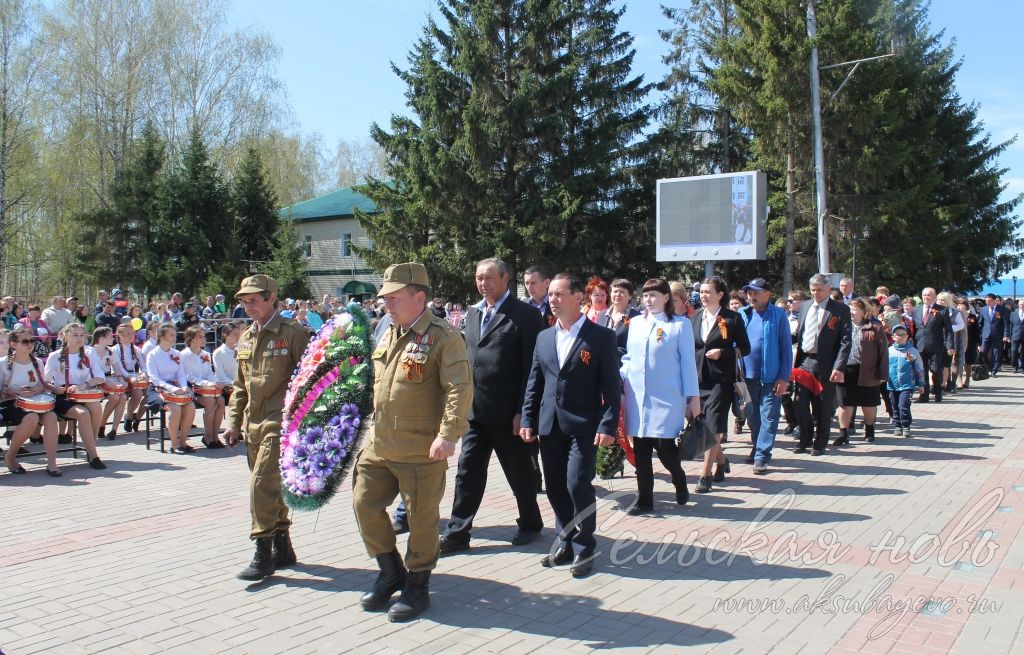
[632,437,686,506]
[889,389,914,429]
[795,355,836,451]
[444,421,543,543]
[781,392,798,429]
[983,339,1003,374]
[539,421,598,558]
[919,350,944,400]
[1012,338,1023,371]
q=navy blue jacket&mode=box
[521,318,620,438]
[978,303,1011,343]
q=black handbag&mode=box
[971,364,989,381]
[677,414,718,461]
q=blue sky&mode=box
[227,0,1023,280]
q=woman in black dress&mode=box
[958,297,981,389]
[691,277,751,493]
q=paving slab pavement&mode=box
[2,374,1022,654]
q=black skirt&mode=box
[700,383,735,435]
[839,365,881,407]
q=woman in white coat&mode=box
[621,278,701,514]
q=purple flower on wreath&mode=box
[324,438,345,464]
[310,453,333,477]
[341,403,359,418]
[293,443,310,465]
[301,426,324,446]
[327,415,342,428]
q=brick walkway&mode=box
[2,374,1022,654]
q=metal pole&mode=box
[705,260,713,280]
[808,1,829,275]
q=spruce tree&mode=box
[231,145,279,272]
[158,124,230,296]
[266,215,311,300]
[357,0,648,298]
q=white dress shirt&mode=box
[88,345,116,377]
[44,350,105,387]
[0,357,45,394]
[700,307,720,341]
[212,343,237,385]
[180,347,216,385]
[801,301,827,354]
[140,338,159,360]
[112,343,143,378]
[146,347,188,391]
[555,314,587,368]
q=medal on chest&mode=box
[400,333,433,380]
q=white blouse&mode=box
[140,338,159,360]
[146,347,188,391]
[112,343,144,378]
[0,357,46,395]
[88,345,116,377]
[212,343,237,385]
[180,348,216,385]
[44,350,106,388]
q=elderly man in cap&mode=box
[737,278,793,475]
[225,274,310,580]
[354,262,472,622]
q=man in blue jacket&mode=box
[738,279,793,475]
[978,293,1011,376]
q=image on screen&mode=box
[659,174,754,246]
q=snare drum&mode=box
[68,387,105,403]
[16,393,56,413]
[193,382,221,397]
[160,389,194,405]
[102,377,129,394]
[129,375,150,390]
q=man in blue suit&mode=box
[520,273,620,578]
[978,293,1011,376]
[1010,299,1024,373]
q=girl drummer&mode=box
[2,326,62,476]
[90,327,127,440]
[212,321,241,399]
[140,321,162,360]
[145,324,197,454]
[113,323,148,433]
[180,325,225,449]
[43,323,107,470]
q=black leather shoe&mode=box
[570,555,594,578]
[237,537,275,581]
[793,447,808,454]
[388,571,430,622]
[744,449,756,464]
[391,517,409,535]
[540,545,573,568]
[511,529,541,546]
[676,484,689,506]
[438,535,470,557]
[713,458,729,482]
[360,549,407,611]
[811,448,824,456]
[88,457,107,470]
[627,503,654,516]
[695,476,711,493]
[272,531,297,567]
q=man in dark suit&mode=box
[913,287,955,398]
[520,273,619,578]
[793,273,852,456]
[439,258,545,555]
[978,293,1012,376]
[1009,299,1024,373]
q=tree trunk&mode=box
[784,125,796,294]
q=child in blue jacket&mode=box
[887,325,925,437]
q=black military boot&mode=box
[388,570,431,623]
[237,537,275,580]
[272,531,297,567]
[360,550,407,611]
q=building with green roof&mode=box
[279,186,382,301]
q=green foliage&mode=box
[266,214,311,300]
[357,0,649,298]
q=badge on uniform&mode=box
[400,333,433,380]
[238,340,254,360]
